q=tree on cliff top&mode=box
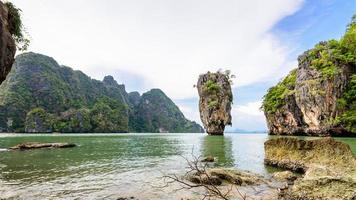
[4,1,30,51]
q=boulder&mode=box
[208,168,264,186]
[186,168,264,186]
[272,171,298,182]
[201,156,215,162]
[187,173,222,186]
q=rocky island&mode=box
[262,17,356,136]
[197,71,233,135]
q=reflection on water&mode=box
[201,135,234,167]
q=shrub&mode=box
[262,69,297,114]
[308,41,341,79]
[308,16,356,80]
[336,74,356,132]
[204,80,220,95]
[4,2,29,51]
[25,108,54,132]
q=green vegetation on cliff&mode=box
[89,98,129,133]
[201,70,234,110]
[203,79,221,109]
[53,108,92,133]
[0,52,203,133]
[307,16,355,79]
[4,2,29,51]
[129,89,203,133]
[25,108,54,133]
[261,69,296,114]
[336,74,356,132]
[335,16,356,132]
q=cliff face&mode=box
[0,52,203,133]
[0,1,16,84]
[129,89,204,133]
[295,49,354,135]
[25,108,53,133]
[197,72,233,135]
[264,70,307,135]
[262,19,356,136]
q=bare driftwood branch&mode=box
[162,152,247,200]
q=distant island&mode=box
[0,52,203,133]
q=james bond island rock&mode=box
[0,52,203,133]
[262,17,356,136]
[10,142,76,150]
[197,71,233,135]
[0,1,17,84]
[264,137,356,199]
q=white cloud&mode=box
[177,104,201,124]
[231,101,267,131]
[11,0,303,100]
[9,0,304,128]
[235,101,263,117]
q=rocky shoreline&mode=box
[264,137,356,199]
[164,137,356,200]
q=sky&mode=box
[8,0,355,131]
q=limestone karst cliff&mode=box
[197,71,233,135]
[262,17,356,136]
[0,52,203,133]
[0,1,17,84]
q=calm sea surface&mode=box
[0,133,355,199]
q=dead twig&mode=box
[162,151,247,200]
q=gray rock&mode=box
[201,156,215,162]
[272,171,298,181]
